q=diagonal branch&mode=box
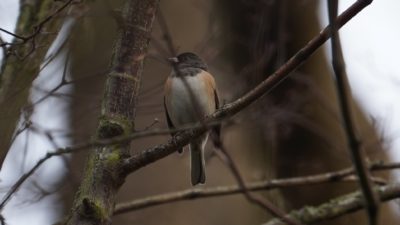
[0,2,374,217]
[327,1,380,225]
[213,141,302,225]
[263,183,398,225]
[121,0,374,174]
[0,120,228,211]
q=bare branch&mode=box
[0,0,79,171]
[0,0,75,50]
[0,28,27,42]
[328,1,380,224]
[0,148,72,210]
[213,141,302,225]
[263,183,398,225]
[113,161,400,215]
[156,7,206,122]
[0,1,375,223]
[0,118,228,210]
[121,0,374,175]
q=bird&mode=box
[164,52,220,185]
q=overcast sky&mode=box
[323,0,400,161]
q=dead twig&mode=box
[328,1,379,224]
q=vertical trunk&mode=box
[65,0,159,224]
[60,0,121,215]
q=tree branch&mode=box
[113,161,399,215]
[0,119,231,211]
[213,141,302,225]
[1,2,373,217]
[65,0,159,224]
[263,183,398,225]
[121,0,374,174]
[0,0,77,170]
[328,1,379,224]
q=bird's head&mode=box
[168,52,208,71]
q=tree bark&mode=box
[65,0,159,224]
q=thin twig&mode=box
[121,0,374,175]
[156,8,177,57]
[39,29,72,73]
[328,1,379,225]
[0,0,75,62]
[0,0,75,44]
[29,50,71,107]
[157,8,207,121]
[0,28,26,41]
[213,137,302,225]
[0,0,374,216]
[0,119,225,209]
[113,161,399,215]
[0,148,71,210]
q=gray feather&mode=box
[190,142,206,185]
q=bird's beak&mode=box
[168,57,179,63]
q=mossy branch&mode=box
[65,0,160,225]
[263,183,399,225]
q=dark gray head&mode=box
[170,52,208,71]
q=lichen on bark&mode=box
[65,0,160,224]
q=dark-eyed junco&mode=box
[164,52,220,185]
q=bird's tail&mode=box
[190,141,206,185]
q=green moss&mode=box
[106,151,121,167]
[15,4,35,34]
[91,199,107,221]
[97,116,133,138]
[37,0,53,21]
[110,115,134,132]
[73,154,96,202]
[97,119,124,139]
[299,205,320,222]
[80,197,107,222]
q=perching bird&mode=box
[164,52,220,185]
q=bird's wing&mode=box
[212,89,221,145]
[200,70,222,145]
[164,96,183,154]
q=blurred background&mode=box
[0,0,399,224]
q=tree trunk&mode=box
[64,0,159,224]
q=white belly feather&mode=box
[166,75,215,127]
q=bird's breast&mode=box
[165,72,216,127]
